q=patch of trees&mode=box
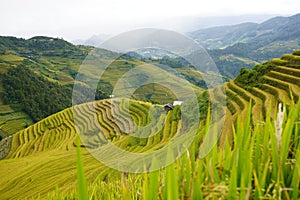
[213,58,254,79]
[183,76,207,89]
[157,58,210,89]
[1,65,73,121]
[159,58,185,68]
[235,63,274,88]
[1,65,112,122]
[0,36,87,59]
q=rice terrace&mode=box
[1,2,300,199]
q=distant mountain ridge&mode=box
[72,14,276,46]
[71,14,300,79]
[188,13,300,78]
[72,34,111,46]
[190,13,300,50]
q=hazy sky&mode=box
[0,0,299,41]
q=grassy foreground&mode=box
[49,101,300,199]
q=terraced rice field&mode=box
[4,98,184,160]
[0,98,185,199]
[218,51,300,126]
[1,51,300,199]
[0,106,33,137]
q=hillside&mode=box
[191,14,300,51]
[190,13,300,78]
[0,36,204,137]
[215,50,300,140]
[0,51,300,199]
[0,36,92,137]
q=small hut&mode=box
[173,101,183,106]
[164,103,174,112]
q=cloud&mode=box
[0,0,299,40]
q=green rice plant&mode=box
[179,151,192,198]
[163,148,179,200]
[76,142,88,200]
[192,160,204,200]
[280,100,300,179]
[290,147,300,199]
[143,156,159,200]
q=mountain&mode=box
[71,15,276,47]
[189,13,300,78]
[0,50,299,198]
[173,14,276,32]
[190,22,258,49]
[72,34,111,46]
[190,13,300,50]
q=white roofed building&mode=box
[173,101,183,106]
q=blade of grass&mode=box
[149,156,160,200]
[76,143,88,200]
[291,148,300,199]
[281,101,300,178]
[143,167,149,200]
[228,160,237,200]
[192,161,203,200]
[164,148,179,200]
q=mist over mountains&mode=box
[72,14,277,46]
